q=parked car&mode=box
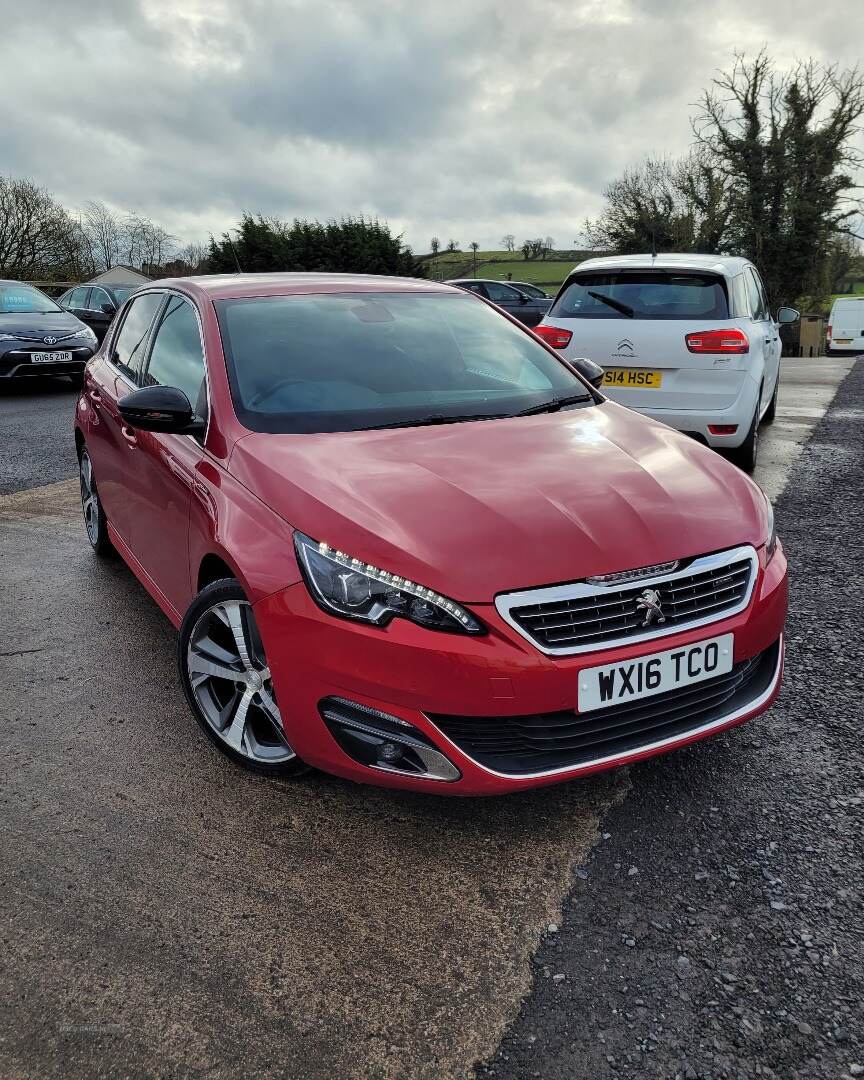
[58,282,139,342]
[0,281,98,383]
[534,254,799,472]
[75,274,786,795]
[446,278,551,326]
[826,295,864,355]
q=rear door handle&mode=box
[121,425,138,447]
[88,388,102,403]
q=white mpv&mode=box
[535,254,799,472]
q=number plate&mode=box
[578,633,734,712]
[31,351,73,364]
[602,367,662,388]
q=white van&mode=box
[827,296,864,355]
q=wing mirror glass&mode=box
[569,356,605,390]
[118,385,205,434]
[777,306,799,324]
[100,302,117,315]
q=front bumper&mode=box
[254,544,788,795]
[0,346,92,378]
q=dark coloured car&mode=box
[445,279,552,326]
[58,282,139,343]
[0,281,98,383]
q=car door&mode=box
[745,267,779,413]
[63,286,91,323]
[86,287,118,342]
[82,291,164,548]
[483,280,535,325]
[128,292,209,617]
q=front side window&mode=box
[484,281,519,303]
[216,291,590,434]
[111,292,163,383]
[550,271,730,320]
[748,268,770,321]
[89,288,110,312]
[143,295,207,414]
[0,284,62,314]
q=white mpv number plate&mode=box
[31,351,73,363]
[578,633,734,712]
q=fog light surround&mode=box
[319,697,461,782]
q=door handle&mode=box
[121,425,138,447]
[88,388,102,404]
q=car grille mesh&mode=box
[428,641,779,776]
[510,556,754,651]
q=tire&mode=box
[178,578,308,778]
[763,371,779,424]
[727,396,760,474]
[78,445,114,556]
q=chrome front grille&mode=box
[496,546,758,655]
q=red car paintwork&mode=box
[75,273,787,795]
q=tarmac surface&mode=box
[480,358,864,1079]
[0,356,858,1078]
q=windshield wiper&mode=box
[360,412,507,431]
[516,392,592,416]
[588,290,634,318]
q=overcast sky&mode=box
[1,0,861,254]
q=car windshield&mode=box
[111,287,136,304]
[550,271,729,320]
[216,291,591,434]
[0,284,62,314]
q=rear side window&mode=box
[143,295,207,415]
[111,292,163,383]
[550,271,729,320]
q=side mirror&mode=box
[118,385,205,434]
[100,303,117,315]
[569,356,605,390]
[777,306,799,325]
[517,292,530,304]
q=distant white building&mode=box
[88,266,151,286]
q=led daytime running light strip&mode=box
[316,541,475,627]
[586,559,680,586]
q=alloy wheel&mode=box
[79,449,100,545]
[186,600,295,764]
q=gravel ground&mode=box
[479,358,864,1080]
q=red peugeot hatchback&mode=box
[74,274,787,795]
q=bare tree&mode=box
[0,176,87,279]
[521,238,545,261]
[446,239,458,252]
[81,200,122,272]
[177,241,207,272]
[430,236,440,255]
[122,213,176,272]
[501,233,515,252]
[542,236,556,259]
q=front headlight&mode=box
[0,334,18,341]
[294,532,484,635]
[764,496,778,563]
[72,326,97,344]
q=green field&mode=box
[423,249,598,295]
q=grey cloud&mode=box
[0,0,860,252]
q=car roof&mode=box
[144,272,457,302]
[569,253,753,277]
